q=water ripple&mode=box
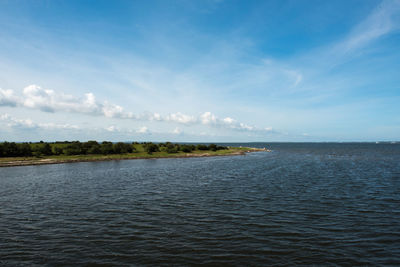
[1,143,400,265]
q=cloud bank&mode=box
[1,85,274,134]
[0,113,79,130]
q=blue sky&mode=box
[0,0,399,142]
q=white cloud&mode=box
[102,102,133,118]
[0,88,18,107]
[223,117,235,124]
[0,113,36,128]
[1,85,274,134]
[200,111,257,132]
[0,113,282,141]
[166,112,197,124]
[172,127,183,134]
[1,114,36,128]
[238,122,254,131]
[22,85,96,114]
[0,113,79,130]
[23,85,55,111]
[18,85,134,118]
[6,85,192,123]
[136,126,149,133]
[106,125,118,132]
[39,123,80,130]
[200,111,217,125]
[137,112,162,121]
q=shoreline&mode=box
[0,148,267,168]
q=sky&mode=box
[0,0,399,142]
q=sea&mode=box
[1,143,399,266]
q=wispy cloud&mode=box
[338,0,400,54]
[306,0,400,70]
[0,113,79,130]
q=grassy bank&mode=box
[0,146,265,167]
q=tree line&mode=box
[144,142,227,154]
[0,141,227,157]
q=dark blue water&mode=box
[1,143,400,266]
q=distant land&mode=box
[0,141,266,167]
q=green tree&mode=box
[3,142,19,156]
[209,144,217,151]
[197,144,208,150]
[144,143,159,154]
[53,146,63,155]
[87,145,101,154]
[82,141,99,154]
[113,142,132,154]
[166,146,178,153]
[41,143,53,155]
[100,141,114,155]
[63,142,82,155]
[18,143,32,156]
[180,144,193,153]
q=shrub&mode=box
[53,146,63,155]
[41,143,53,156]
[18,143,32,156]
[209,144,217,151]
[166,146,178,153]
[180,145,193,153]
[113,142,133,154]
[87,145,101,154]
[196,144,208,150]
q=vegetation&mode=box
[0,141,266,168]
[0,141,228,158]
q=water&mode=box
[1,143,400,266]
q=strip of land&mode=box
[0,147,267,167]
